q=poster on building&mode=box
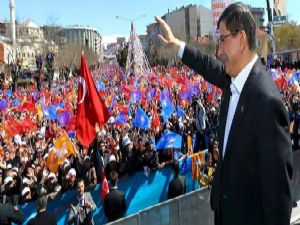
[273,0,287,24]
[211,0,231,36]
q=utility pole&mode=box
[266,0,276,54]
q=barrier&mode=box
[108,187,214,225]
[107,150,300,225]
[19,163,200,225]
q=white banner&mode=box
[211,0,231,35]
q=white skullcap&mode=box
[12,167,18,173]
[21,187,31,197]
[23,177,31,185]
[122,136,131,146]
[6,164,12,169]
[14,135,22,144]
[179,122,184,130]
[47,172,56,180]
[4,176,13,185]
[68,168,76,177]
[109,154,116,163]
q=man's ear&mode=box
[239,30,247,53]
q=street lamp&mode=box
[115,15,146,23]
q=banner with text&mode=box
[211,0,231,35]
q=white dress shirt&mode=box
[222,54,257,157]
[177,42,258,157]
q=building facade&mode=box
[164,4,213,42]
[250,7,265,29]
[0,20,58,66]
[146,4,212,65]
[139,35,149,53]
[63,25,102,55]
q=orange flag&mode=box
[36,104,43,122]
[191,152,205,183]
[46,132,76,173]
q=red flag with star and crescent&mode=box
[76,54,110,147]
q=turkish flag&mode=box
[151,107,160,131]
[76,54,110,147]
[101,168,109,200]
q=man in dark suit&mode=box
[0,203,24,225]
[168,161,186,199]
[156,2,293,225]
[27,196,57,225]
[104,171,126,222]
[67,178,96,225]
[273,0,282,17]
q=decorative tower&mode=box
[126,22,151,79]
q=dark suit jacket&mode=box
[0,203,24,225]
[104,188,126,222]
[168,175,186,199]
[182,45,293,225]
[273,8,281,17]
[27,211,57,225]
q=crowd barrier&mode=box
[18,150,300,225]
[18,163,200,225]
[107,187,213,225]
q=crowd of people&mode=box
[0,54,299,223]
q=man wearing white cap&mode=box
[20,187,31,204]
[62,168,77,192]
[80,156,97,190]
[36,169,61,200]
[2,172,22,206]
[105,154,117,181]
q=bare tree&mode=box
[56,41,97,69]
[41,15,64,54]
[274,22,300,52]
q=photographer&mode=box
[67,178,96,225]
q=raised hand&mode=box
[155,16,181,51]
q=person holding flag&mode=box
[76,53,110,148]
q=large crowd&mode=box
[0,57,299,217]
